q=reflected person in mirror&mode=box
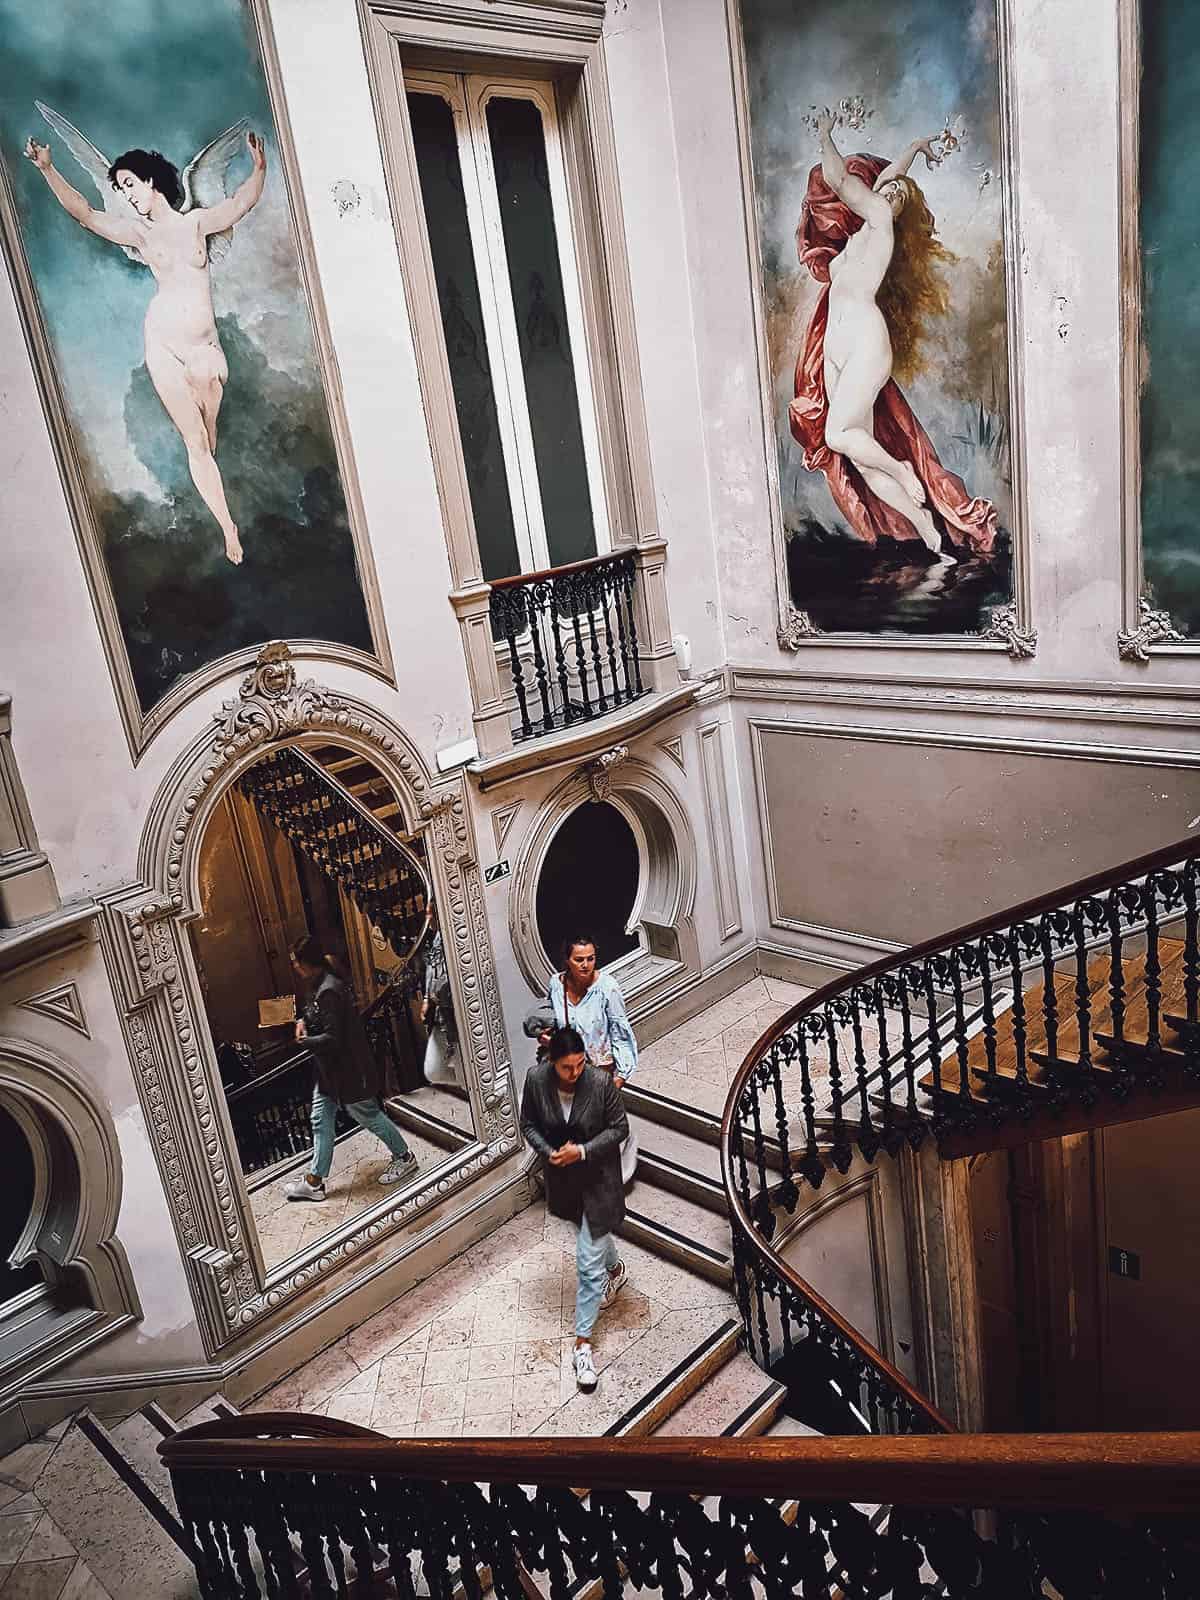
[285,936,419,1201]
[520,1026,629,1392]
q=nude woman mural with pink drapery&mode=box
[787,114,997,564]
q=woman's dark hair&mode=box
[290,935,326,972]
[561,932,598,965]
[108,148,183,209]
[546,1025,586,1063]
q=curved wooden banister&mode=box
[160,1419,1200,1513]
[720,827,1200,1437]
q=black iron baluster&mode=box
[733,1091,753,1215]
[874,980,899,1154]
[565,571,592,720]
[949,949,972,1103]
[897,969,921,1135]
[1107,886,1127,1049]
[619,556,644,697]
[794,1024,824,1188]
[527,593,554,731]
[544,579,573,727]
[609,564,635,703]
[768,1044,798,1213]
[1072,902,1093,1074]
[583,569,609,714]
[824,1008,852,1172]
[599,568,623,706]
[747,1073,774,1235]
[1008,926,1034,1117]
[978,938,999,1093]
[847,994,878,1161]
[1039,913,1060,1067]
[1145,873,1163,1054]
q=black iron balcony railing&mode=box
[489,549,645,743]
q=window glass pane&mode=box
[487,95,597,568]
[408,91,520,581]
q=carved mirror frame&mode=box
[99,644,520,1354]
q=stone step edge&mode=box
[617,1209,732,1288]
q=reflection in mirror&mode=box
[189,743,477,1271]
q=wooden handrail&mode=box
[487,545,634,592]
[159,1419,1200,1513]
[719,826,1200,1435]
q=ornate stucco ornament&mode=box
[587,745,630,803]
[1118,597,1186,664]
[977,601,1037,659]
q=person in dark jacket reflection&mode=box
[520,1025,629,1392]
[285,935,419,1201]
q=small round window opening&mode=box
[535,801,640,971]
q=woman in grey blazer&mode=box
[519,1026,629,1391]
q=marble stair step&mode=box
[535,1308,740,1440]
[650,1350,786,1440]
[618,1182,732,1286]
[622,1084,787,1173]
[31,1415,198,1599]
[626,1110,727,1214]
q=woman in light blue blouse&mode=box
[545,933,639,1184]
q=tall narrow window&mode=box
[406,68,608,579]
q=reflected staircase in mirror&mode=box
[238,746,428,956]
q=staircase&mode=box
[239,745,429,954]
[922,935,1200,1153]
[0,1390,243,1599]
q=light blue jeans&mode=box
[574,1213,619,1339]
[310,1086,411,1181]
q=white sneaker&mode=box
[286,1179,326,1202]
[379,1153,419,1187]
[573,1342,598,1391]
[600,1261,627,1310]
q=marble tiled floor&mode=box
[253,1201,734,1438]
[249,1084,476,1270]
[0,1459,111,1598]
[249,1121,452,1270]
[246,975,845,1438]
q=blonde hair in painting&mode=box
[877,175,957,387]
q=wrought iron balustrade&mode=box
[160,1416,1200,1599]
[721,831,1200,1436]
[489,549,645,742]
[239,748,429,955]
[225,1051,353,1178]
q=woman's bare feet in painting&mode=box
[224,527,244,565]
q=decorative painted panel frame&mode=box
[100,644,519,1354]
[1116,0,1196,663]
[0,0,394,761]
[724,0,1035,659]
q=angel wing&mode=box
[180,117,251,264]
[35,100,146,265]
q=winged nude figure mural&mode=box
[25,104,266,564]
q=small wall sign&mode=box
[1108,1245,1141,1281]
[484,859,511,884]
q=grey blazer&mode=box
[519,1060,628,1237]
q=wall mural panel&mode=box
[0,0,389,747]
[737,0,1020,641]
[1132,0,1200,648]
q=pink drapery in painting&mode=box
[788,155,997,555]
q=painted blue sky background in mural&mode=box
[0,0,374,713]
